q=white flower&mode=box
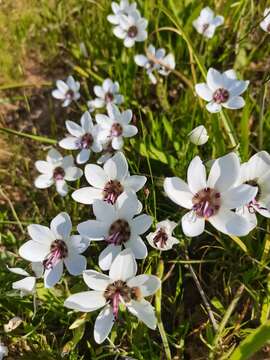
[96,104,137,150]
[236,151,270,229]
[113,10,148,48]
[52,76,80,107]
[134,44,175,84]
[8,263,43,297]
[147,220,178,251]
[188,125,209,145]
[19,213,89,288]
[193,7,224,39]
[72,152,146,205]
[195,68,249,113]
[0,344,8,360]
[107,0,137,25]
[260,8,270,32]
[64,249,161,344]
[59,111,102,164]
[88,78,124,111]
[77,192,152,270]
[164,153,258,237]
[34,149,83,197]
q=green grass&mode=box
[1,0,270,359]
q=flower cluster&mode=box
[7,1,270,354]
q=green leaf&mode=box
[230,320,270,360]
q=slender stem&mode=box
[155,260,172,360]
[184,242,218,332]
[219,111,238,150]
[209,284,245,359]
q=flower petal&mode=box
[44,260,63,288]
[94,305,115,344]
[72,187,103,204]
[93,200,116,223]
[195,83,213,101]
[66,120,84,137]
[85,164,108,188]
[76,149,91,164]
[34,175,53,189]
[77,220,107,240]
[19,240,49,262]
[83,270,111,290]
[206,101,222,113]
[127,275,161,297]
[207,68,225,91]
[223,96,245,109]
[59,137,79,150]
[164,177,193,209]
[130,214,152,234]
[104,152,128,180]
[50,212,72,240]
[123,175,147,192]
[64,167,83,181]
[181,211,205,237]
[56,179,68,197]
[64,254,86,275]
[12,277,36,294]
[35,160,53,174]
[116,192,139,219]
[222,184,258,209]
[127,299,157,329]
[64,291,106,312]
[125,236,148,259]
[98,244,122,271]
[109,248,137,281]
[28,224,55,245]
[187,156,207,194]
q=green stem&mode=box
[0,127,57,144]
[155,260,172,360]
[219,111,238,150]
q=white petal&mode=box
[127,299,157,329]
[85,164,108,188]
[67,235,89,254]
[64,254,86,275]
[50,212,72,240]
[125,236,148,259]
[223,96,245,110]
[12,277,36,294]
[7,267,30,276]
[80,111,93,133]
[212,15,224,27]
[116,192,138,219]
[188,125,209,146]
[112,136,124,150]
[131,214,152,234]
[83,270,111,291]
[195,83,213,101]
[245,151,270,180]
[122,125,138,137]
[104,152,128,180]
[236,206,257,231]
[134,54,149,67]
[28,224,55,245]
[124,36,135,47]
[181,212,205,237]
[19,240,49,262]
[35,160,53,174]
[206,101,222,113]
[113,25,126,39]
[62,155,74,169]
[56,180,68,197]
[98,244,122,271]
[66,120,84,137]
[77,220,107,240]
[34,175,53,189]
[207,152,240,192]
[44,260,63,288]
[47,148,62,163]
[222,184,258,209]
[59,137,79,150]
[64,291,106,312]
[72,187,103,205]
[31,262,44,278]
[207,68,225,91]
[187,156,207,194]
[64,166,83,181]
[123,175,147,192]
[94,85,105,98]
[200,7,214,22]
[228,81,249,97]
[52,89,65,99]
[109,248,137,281]
[76,149,91,164]
[164,177,193,209]
[209,208,252,236]
[127,275,161,297]
[94,306,115,344]
[56,80,69,93]
[93,200,116,223]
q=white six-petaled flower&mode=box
[236,151,270,229]
[113,10,148,47]
[52,75,80,107]
[164,153,257,237]
[7,262,43,297]
[88,78,124,112]
[72,152,146,205]
[107,0,137,25]
[193,7,224,39]
[195,68,249,113]
[188,125,209,146]
[59,111,102,164]
[34,148,83,196]
[260,8,270,33]
[134,44,175,84]
[77,192,152,270]
[19,213,89,288]
[147,220,178,251]
[64,249,161,344]
[96,104,137,150]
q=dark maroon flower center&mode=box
[127,25,138,38]
[53,167,65,181]
[80,133,93,149]
[245,180,265,213]
[103,180,124,204]
[104,280,141,318]
[43,239,68,269]
[202,23,210,32]
[105,92,114,103]
[192,187,221,219]
[153,228,168,249]
[106,219,131,245]
[111,123,123,137]
[213,88,230,104]
[66,89,75,99]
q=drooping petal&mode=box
[127,275,161,297]
[72,187,103,204]
[109,248,137,281]
[98,244,122,271]
[187,156,207,194]
[94,305,115,344]
[50,212,72,240]
[163,177,193,209]
[44,260,63,288]
[83,270,111,291]
[127,299,157,329]
[7,267,30,277]
[12,277,36,294]
[64,291,106,312]
[181,211,205,237]
[207,152,240,192]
